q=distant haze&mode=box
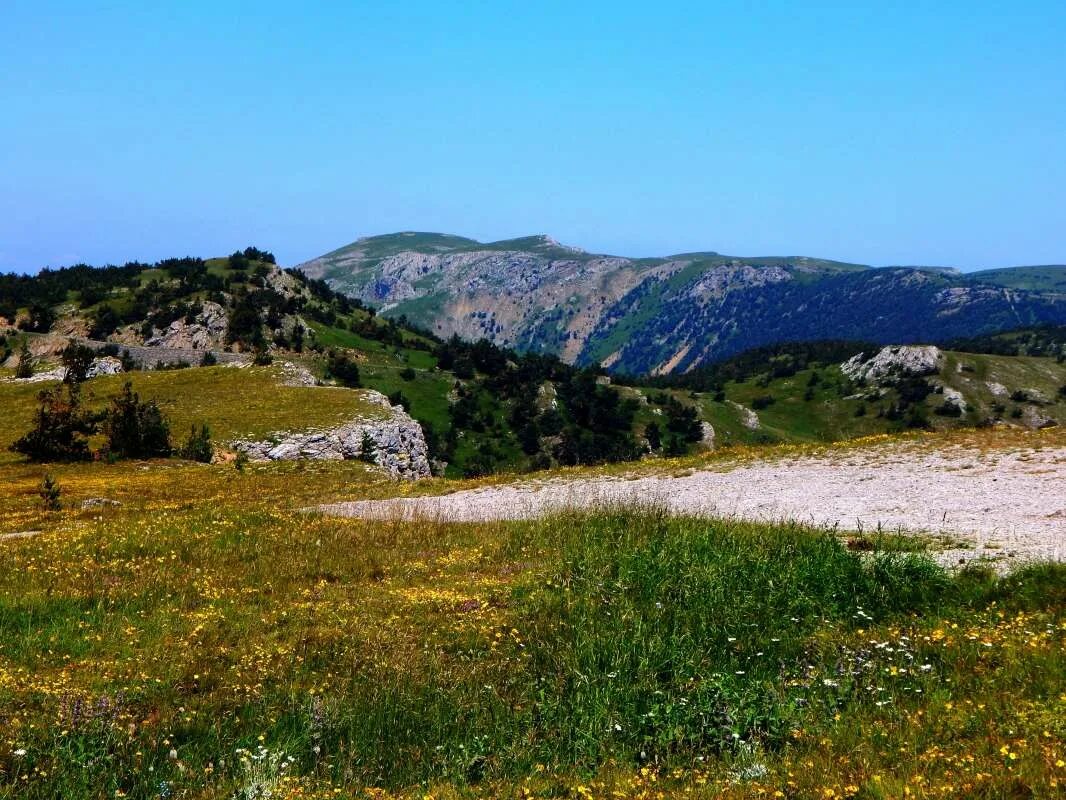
[1,3,1064,273]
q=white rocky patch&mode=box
[4,356,124,383]
[230,390,431,479]
[728,400,760,430]
[841,345,943,383]
[941,387,967,412]
[985,381,1009,397]
[144,301,228,350]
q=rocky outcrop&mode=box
[1022,406,1058,430]
[144,301,228,349]
[841,346,943,383]
[85,356,124,378]
[699,422,716,450]
[728,400,760,430]
[230,390,431,479]
[4,356,124,383]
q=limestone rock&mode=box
[144,301,228,350]
[841,345,943,383]
[728,400,760,430]
[699,422,716,450]
[1022,406,1058,430]
[230,390,431,479]
[85,356,124,378]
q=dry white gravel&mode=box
[319,440,1066,568]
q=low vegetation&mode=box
[0,489,1061,798]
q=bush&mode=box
[750,394,775,410]
[61,343,96,384]
[200,351,217,367]
[399,366,417,381]
[179,424,213,463]
[252,349,273,366]
[387,390,410,411]
[934,400,963,417]
[103,382,172,459]
[39,473,62,511]
[359,432,377,464]
[10,384,98,461]
[326,350,361,388]
[14,340,34,379]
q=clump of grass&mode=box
[507,507,950,767]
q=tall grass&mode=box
[0,506,1061,798]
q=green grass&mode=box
[0,503,1061,798]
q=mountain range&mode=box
[298,233,1066,374]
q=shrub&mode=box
[103,381,172,459]
[14,340,34,379]
[399,366,417,381]
[61,342,96,384]
[359,432,377,464]
[252,349,273,366]
[179,424,213,463]
[200,351,218,367]
[934,400,963,417]
[38,473,62,511]
[750,394,775,410]
[326,350,361,388]
[11,384,98,461]
[387,390,410,411]
[1010,389,1029,403]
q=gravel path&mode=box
[319,440,1066,568]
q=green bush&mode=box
[10,384,98,461]
[38,473,62,511]
[326,349,361,387]
[178,424,213,463]
[102,381,172,459]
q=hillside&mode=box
[4,254,1064,480]
[299,233,1066,374]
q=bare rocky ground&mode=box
[319,437,1066,570]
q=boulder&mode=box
[841,345,943,383]
[85,356,124,378]
[1022,406,1058,430]
[699,422,716,450]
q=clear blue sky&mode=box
[2,1,1064,273]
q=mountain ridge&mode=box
[298,233,1066,374]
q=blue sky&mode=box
[2,1,1064,273]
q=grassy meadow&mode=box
[0,454,1063,798]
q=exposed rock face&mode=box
[144,301,228,350]
[231,390,431,479]
[841,346,943,383]
[300,233,1066,374]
